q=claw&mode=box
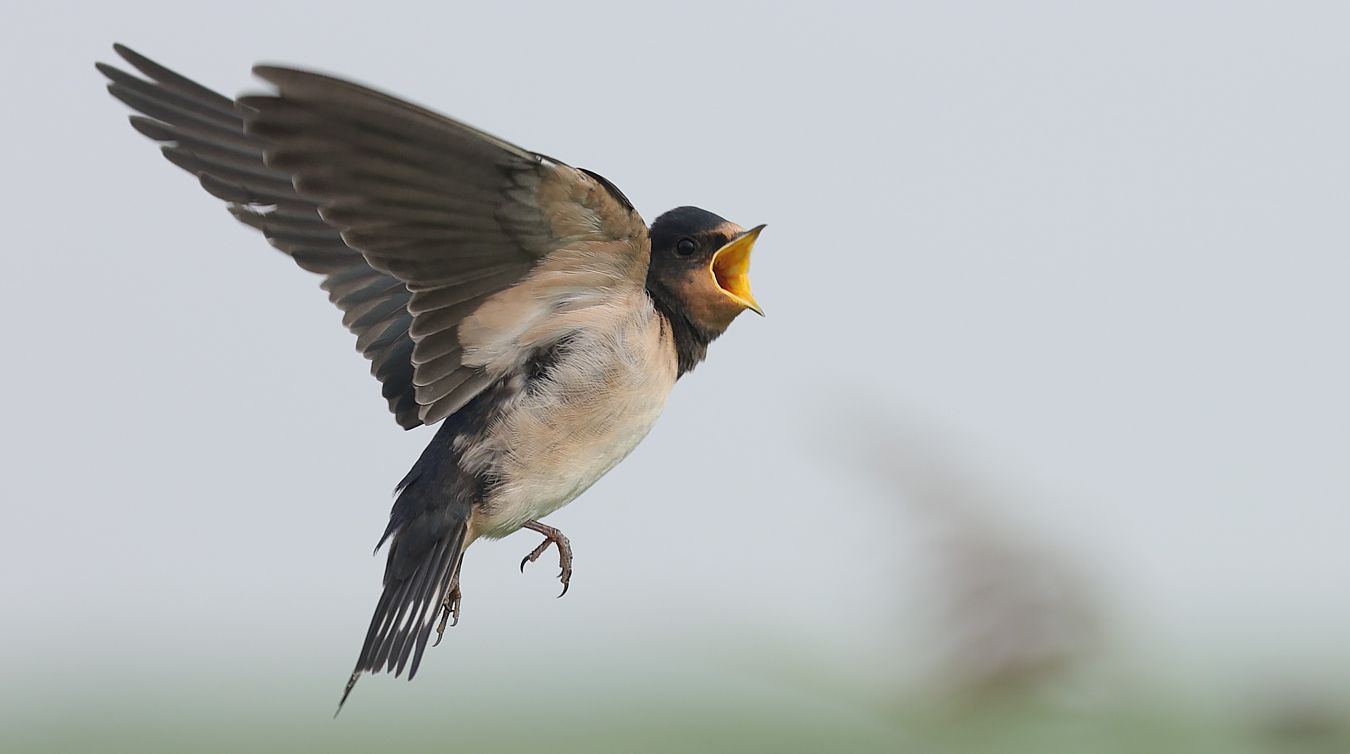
[432,598,458,647]
[433,611,449,647]
[433,567,462,647]
[520,537,553,574]
[519,520,573,597]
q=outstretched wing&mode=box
[99,44,648,428]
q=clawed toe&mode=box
[433,557,464,646]
[519,520,573,597]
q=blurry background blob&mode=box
[2,1,1348,752]
[833,407,1103,706]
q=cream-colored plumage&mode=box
[463,292,677,541]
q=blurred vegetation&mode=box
[6,659,1347,754]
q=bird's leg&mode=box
[519,520,572,597]
[433,551,465,647]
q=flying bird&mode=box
[98,45,764,707]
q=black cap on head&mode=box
[649,206,730,250]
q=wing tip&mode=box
[250,64,282,81]
[111,43,154,74]
[127,114,167,140]
[251,64,311,88]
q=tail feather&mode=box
[370,565,423,672]
[382,538,449,674]
[337,377,501,713]
[338,516,468,712]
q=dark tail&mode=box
[338,422,477,713]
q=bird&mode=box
[97,44,765,708]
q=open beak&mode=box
[709,224,765,316]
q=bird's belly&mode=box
[478,399,666,538]
[470,313,677,539]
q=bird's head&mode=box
[645,206,765,342]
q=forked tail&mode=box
[337,422,477,713]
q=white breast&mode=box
[468,294,677,539]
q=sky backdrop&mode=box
[2,1,1347,750]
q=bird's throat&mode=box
[646,286,714,377]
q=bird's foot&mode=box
[432,565,463,647]
[519,520,572,597]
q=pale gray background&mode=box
[1,1,1347,749]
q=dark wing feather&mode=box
[99,45,423,428]
[240,64,649,423]
[100,45,649,427]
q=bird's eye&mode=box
[675,237,698,257]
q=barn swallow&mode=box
[97,45,764,708]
